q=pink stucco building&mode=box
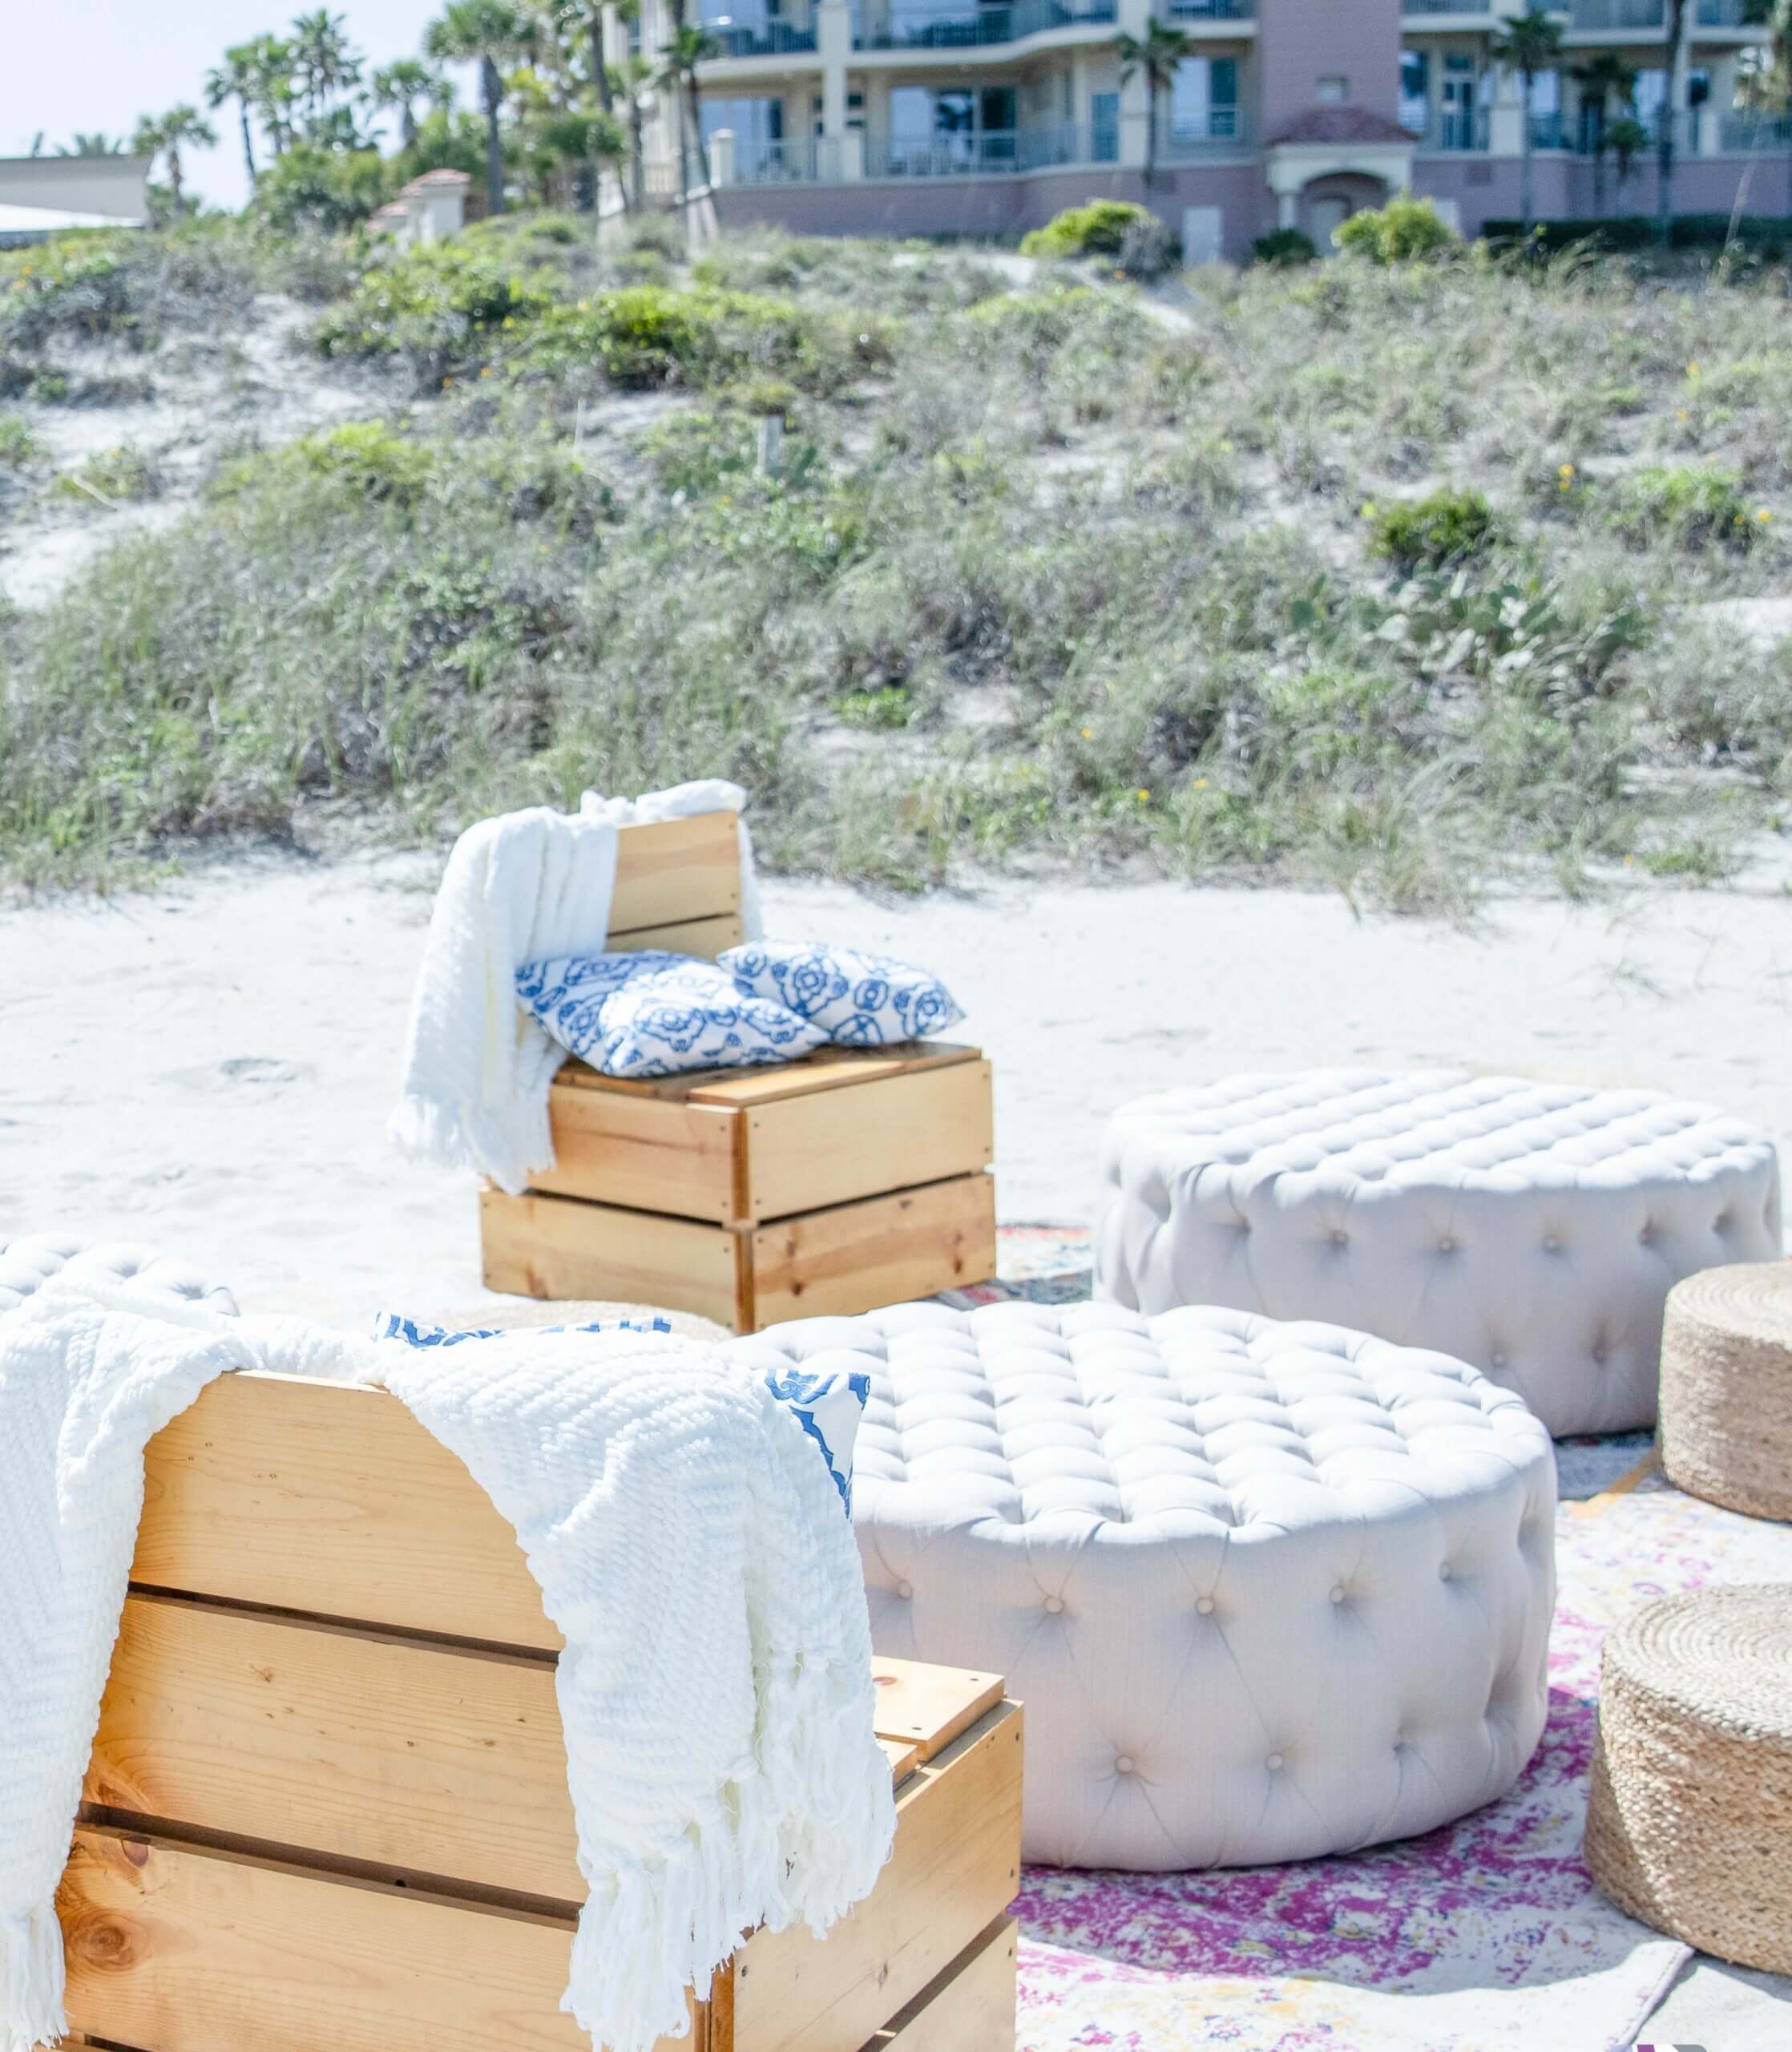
[604,0,1779,256]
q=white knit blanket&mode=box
[389,779,763,1194]
[0,1287,893,2052]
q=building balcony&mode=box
[851,0,1116,51]
[1721,111,1792,151]
[705,20,820,56]
[1566,0,1753,28]
[1419,109,1491,151]
[1160,108,1254,155]
[1403,0,1491,14]
[1164,0,1255,18]
[724,119,1128,182]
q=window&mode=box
[1399,50,1428,134]
[1171,56,1238,141]
[1316,75,1348,104]
[1091,88,1120,161]
[703,95,784,174]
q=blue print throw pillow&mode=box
[720,940,963,1048]
[516,950,826,1078]
[371,1315,868,1513]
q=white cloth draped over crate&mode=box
[389,779,764,1194]
[0,1283,893,2052]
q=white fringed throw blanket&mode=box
[389,779,763,1194]
[0,1287,894,2052]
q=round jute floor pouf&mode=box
[1584,1585,1792,1973]
[1658,1262,1792,1521]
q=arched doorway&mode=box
[1302,171,1390,248]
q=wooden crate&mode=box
[480,811,998,1331]
[59,1370,1022,2052]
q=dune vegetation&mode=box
[2,210,1790,909]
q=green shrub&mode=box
[526,285,851,393]
[220,418,437,504]
[834,686,916,729]
[1253,228,1318,268]
[252,144,391,232]
[0,414,38,467]
[1334,192,1460,265]
[313,240,559,376]
[51,443,160,504]
[1021,201,1156,261]
[1366,487,1499,569]
[638,410,756,494]
[1602,465,1762,551]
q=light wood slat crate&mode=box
[478,810,997,1331]
[58,1371,1023,2052]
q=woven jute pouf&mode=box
[1658,1262,1792,1521]
[1584,1585,1792,1973]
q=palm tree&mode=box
[1491,6,1564,234]
[1729,0,1792,245]
[131,105,218,215]
[55,133,127,156]
[1114,18,1189,188]
[245,36,301,157]
[1608,112,1648,210]
[1657,0,1689,244]
[1572,51,1637,217]
[540,109,628,208]
[207,42,266,189]
[369,58,446,148]
[426,0,535,215]
[617,46,653,209]
[289,9,364,122]
[656,13,719,210]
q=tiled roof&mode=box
[1268,107,1421,147]
[399,168,473,194]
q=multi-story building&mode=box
[608,0,1778,256]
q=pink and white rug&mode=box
[968,1226,1792,2052]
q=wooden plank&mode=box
[84,1594,582,1903]
[607,812,741,935]
[871,1660,1004,1764]
[604,911,745,960]
[59,1828,592,2052]
[687,1044,979,1109]
[744,1062,994,1223]
[480,1189,745,1329]
[531,1087,743,1223]
[878,1737,920,1787]
[750,1176,996,1327]
[135,1373,559,1654]
[730,1701,1023,2052]
[870,1917,1018,2052]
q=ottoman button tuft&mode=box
[1439,1562,1453,1581]
[1196,1596,1215,1615]
[1330,1585,1346,1605]
[1115,1755,1136,1775]
[1437,1234,1455,1253]
[895,1580,914,1600]
[1265,1753,1284,1771]
[1043,1595,1064,1614]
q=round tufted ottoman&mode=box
[1584,1585,1792,1973]
[0,1233,239,1318]
[1657,1262,1792,1521]
[1096,1070,1782,1438]
[729,1298,1556,1871]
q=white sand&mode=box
[5,847,1789,1325]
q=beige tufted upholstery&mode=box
[1096,1070,1782,1438]
[731,1298,1556,1872]
[0,1234,240,1319]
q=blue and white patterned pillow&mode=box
[720,940,964,1048]
[516,950,826,1078]
[370,1313,868,1513]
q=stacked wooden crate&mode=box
[57,1369,1023,2052]
[478,810,998,1331]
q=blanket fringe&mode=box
[2,1905,68,2052]
[386,1092,552,1198]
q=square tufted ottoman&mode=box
[729,1299,1556,1872]
[1096,1070,1782,1438]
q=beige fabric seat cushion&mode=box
[1096,1069,1782,1436]
[731,1298,1556,1872]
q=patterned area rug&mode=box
[964,1225,1792,2052]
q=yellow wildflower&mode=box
[1687,360,1701,377]
[1194,777,1210,789]
[1136,788,1151,803]
[1758,509,1773,523]
[1080,725,1094,740]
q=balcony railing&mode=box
[852,0,1114,49]
[1722,111,1792,150]
[1403,0,1491,14]
[1696,0,1753,22]
[1160,107,1253,154]
[1163,0,1254,18]
[1422,108,1491,150]
[704,20,819,55]
[1567,0,1663,26]
[729,135,843,182]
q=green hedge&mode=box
[1481,212,1792,253]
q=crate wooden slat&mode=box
[606,912,745,960]
[873,1917,1019,2052]
[606,813,741,940]
[748,1173,995,1327]
[481,1188,748,1327]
